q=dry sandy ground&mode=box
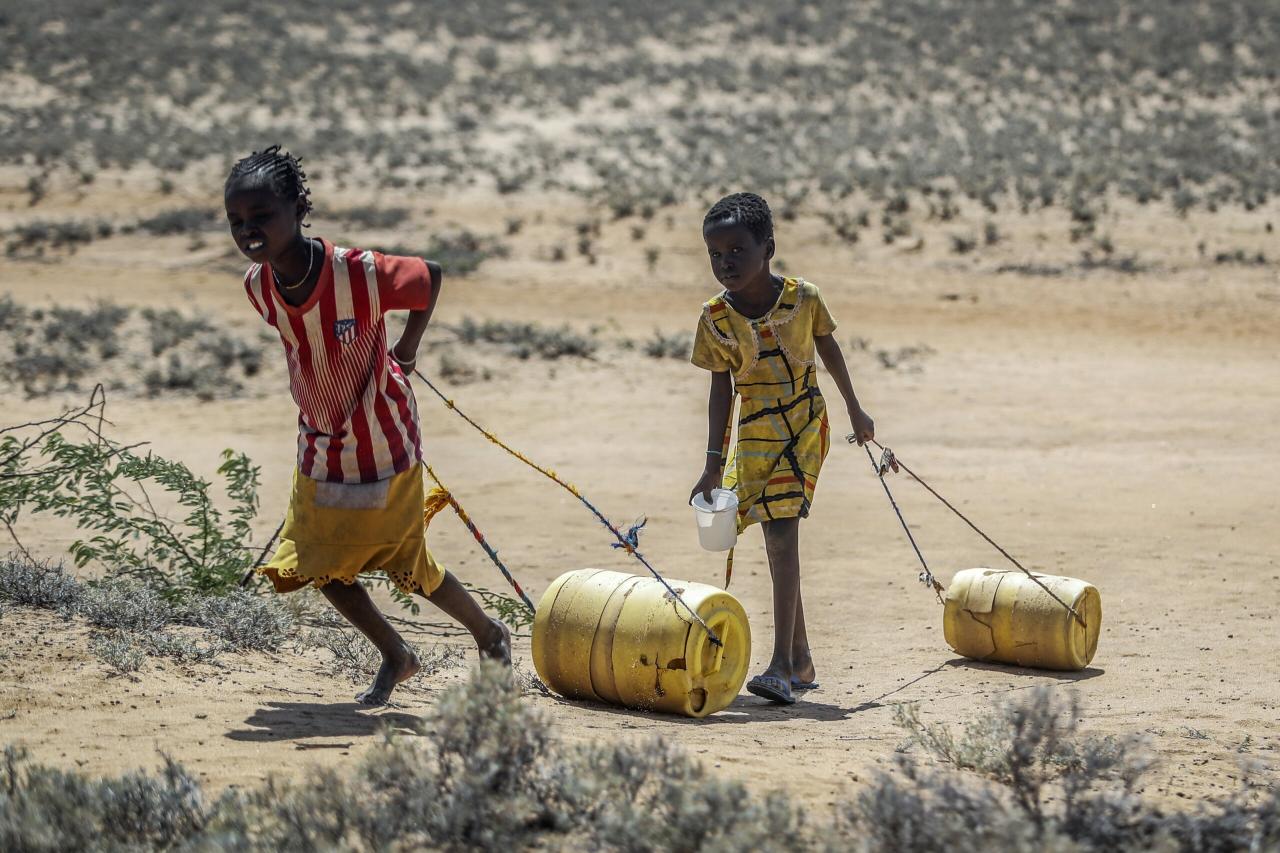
[1,184,1278,811]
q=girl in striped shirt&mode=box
[224,146,510,705]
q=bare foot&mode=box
[478,618,512,667]
[356,643,421,706]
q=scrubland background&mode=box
[0,1,1277,848]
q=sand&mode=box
[1,184,1277,809]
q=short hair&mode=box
[703,192,773,244]
[225,145,313,224]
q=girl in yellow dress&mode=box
[689,192,882,705]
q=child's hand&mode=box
[848,405,876,446]
[689,464,721,505]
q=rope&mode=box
[238,519,284,588]
[851,436,1086,627]
[857,443,945,603]
[412,369,723,647]
[421,462,536,614]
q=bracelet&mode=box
[705,449,722,456]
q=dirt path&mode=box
[2,199,1278,809]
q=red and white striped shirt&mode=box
[244,239,431,484]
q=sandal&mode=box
[746,674,796,705]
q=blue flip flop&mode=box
[791,679,819,691]
[747,674,796,705]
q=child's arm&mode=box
[689,370,734,503]
[815,333,878,446]
[390,260,443,372]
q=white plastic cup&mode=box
[690,488,739,551]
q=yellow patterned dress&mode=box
[691,278,837,569]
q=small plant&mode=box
[383,230,508,277]
[0,556,83,611]
[455,317,597,360]
[465,584,534,632]
[644,246,660,271]
[90,632,146,676]
[641,329,692,360]
[135,208,218,236]
[874,344,936,372]
[437,351,483,384]
[141,307,212,356]
[1,300,263,399]
[1,553,286,669]
[305,624,384,684]
[179,589,292,651]
[1214,249,1268,266]
[80,580,172,632]
[139,629,225,665]
[335,205,410,230]
[0,746,210,849]
[5,219,100,257]
[3,302,131,395]
[1,394,266,602]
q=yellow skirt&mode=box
[723,384,830,531]
[258,462,444,596]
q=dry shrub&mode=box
[0,556,82,611]
[178,589,292,651]
[0,748,209,851]
[0,556,292,673]
[0,665,1275,851]
[849,686,1280,852]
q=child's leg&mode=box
[760,517,801,683]
[791,587,816,686]
[321,581,421,705]
[415,570,511,665]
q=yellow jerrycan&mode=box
[943,568,1102,671]
[531,569,751,718]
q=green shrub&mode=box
[2,400,265,601]
[4,441,262,601]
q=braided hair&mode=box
[703,192,773,244]
[225,145,313,225]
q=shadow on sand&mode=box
[535,658,1105,725]
[537,692,858,725]
[940,657,1105,682]
[225,701,424,745]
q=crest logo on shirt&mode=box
[333,319,357,346]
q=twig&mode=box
[239,519,284,588]
[2,520,36,564]
[265,684,323,697]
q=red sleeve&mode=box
[374,252,433,313]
